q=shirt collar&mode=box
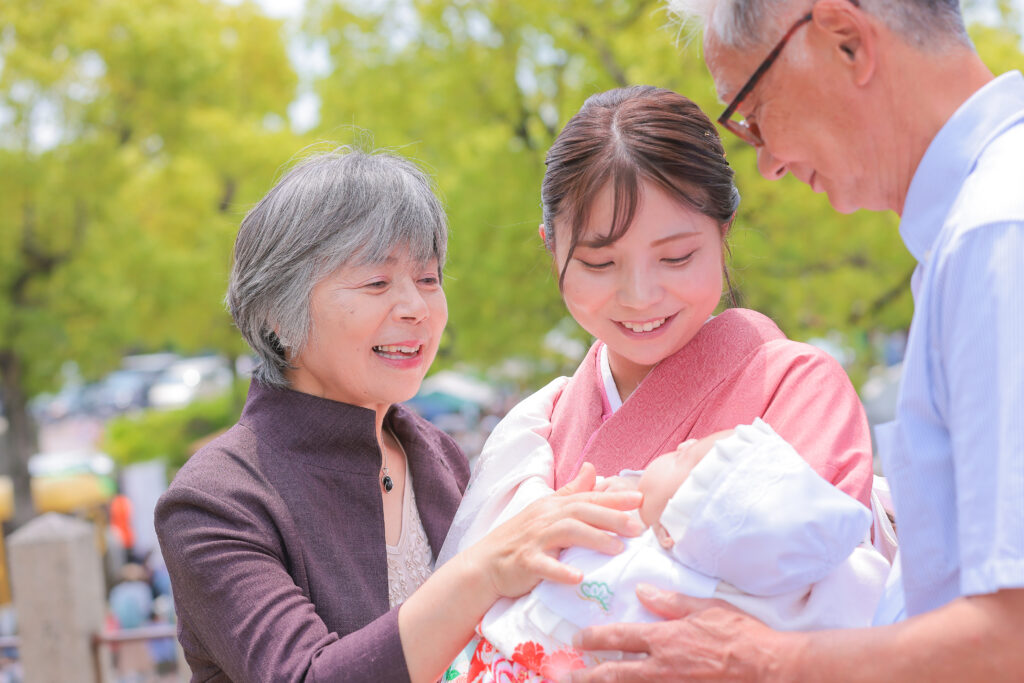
[239,378,408,471]
[900,71,1024,262]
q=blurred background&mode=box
[0,0,1021,680]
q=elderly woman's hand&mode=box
[466,462,644,600]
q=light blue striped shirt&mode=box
[875,71,1024,618]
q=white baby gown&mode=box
[478,420,890,669]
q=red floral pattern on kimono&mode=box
[458,637,584,682]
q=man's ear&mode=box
[538,223,547,243]
[811,0,876,86]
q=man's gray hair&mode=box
[667,0,970,52]
[227,146,448,389]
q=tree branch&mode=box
[219,177,237,213]
[12,201,87,304]
[757,252,873,278]
[848,264,915,325]
[575,21,628,88]
[613,0,658,30]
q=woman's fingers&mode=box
[542,518,626,556]
[557,500,644,537]
[530,553,584,585]
[479,476,644,599]
[593,475,639,493]
[557,462,597,496]
[556,464,643,511]
[569,489,644,511]
[519,495,641,546]
[511,523,629,587]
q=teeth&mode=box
[373,344,420,356]
[621,318,666,333]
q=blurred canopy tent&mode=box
[405,371,499,422]
[28,451,117,513]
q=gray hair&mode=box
[667,0,970,52]
[227,146,448,389]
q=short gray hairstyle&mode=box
[668,0,970,52]
[227,146,448,389]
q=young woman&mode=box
[438,87,881,679]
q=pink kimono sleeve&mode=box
[759,340,874,508]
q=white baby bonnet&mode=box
[660,418,872,596]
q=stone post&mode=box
[9,512,111,683]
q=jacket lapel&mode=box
[554,309,785,482]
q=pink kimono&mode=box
[550,308,873,506]
[437,308,878,682]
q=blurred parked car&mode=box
[30,384,91,423]
[92,354,181,416]
[31,354,181,421]
[148,356,233,409]
[92,370,158,416]
[121,353,180,373]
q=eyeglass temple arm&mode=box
[717,11,813,124]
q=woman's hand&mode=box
[466,463,644,600]
[400,464,640,683]
[593,475,641,493]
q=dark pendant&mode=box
[382,475,394,492]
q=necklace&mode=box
[380,433,394,493]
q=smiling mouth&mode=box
[618,317,668,333]
[372,344,422,360]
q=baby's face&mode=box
[638,429,734,528]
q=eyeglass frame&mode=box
[716,0,861,147]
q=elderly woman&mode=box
[154,148,642,683]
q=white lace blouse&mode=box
[385,443,435,608]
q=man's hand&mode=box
[565,584,797,682]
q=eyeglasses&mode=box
[716,0,860,147]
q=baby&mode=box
[449,419,889,682]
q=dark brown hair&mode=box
[541,86,740,298]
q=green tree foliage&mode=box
[304,0,1024,383]
[104,380,248,470]
[2,0,1022,494]
[304,0,724,375]
[0,0,302,524]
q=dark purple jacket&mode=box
[155,380,469,682]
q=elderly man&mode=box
[569,0,1024,680]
